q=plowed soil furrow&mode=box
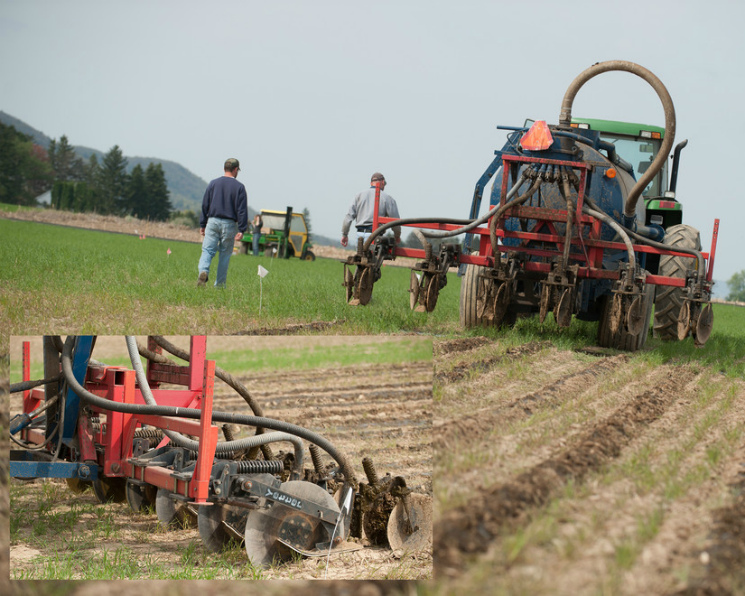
[232,361,432,388]
[434,364,696,576]
[434,340,550,384]
[434,353,629,450]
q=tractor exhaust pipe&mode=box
[558,60,676,218]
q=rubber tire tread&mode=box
[653,224,701,340]
[460,264,485,328]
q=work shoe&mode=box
[197,271,208,287]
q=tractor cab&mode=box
[571,118,684,230]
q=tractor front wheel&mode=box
[653,224,701,340]
[303,250,316,261]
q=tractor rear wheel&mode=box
[653,224,701,340]
[460,264,485,328]
[239,242,248,255]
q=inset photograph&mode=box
[9,335,433,581]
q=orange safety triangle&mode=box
[520,120,554,151]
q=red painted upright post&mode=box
[191,358,218,502]
[22,341,31,412]
[706,219,720,283]
[372,181,381,235]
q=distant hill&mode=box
[0,110,207,213]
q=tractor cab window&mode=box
[599,134,668,198]
[290,215,306,233]
[261,213,287,230]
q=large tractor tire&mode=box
[460,264,485,328]
[597,276,655,352]
[653,224,701,340]
[239,242,249,255]
[303,250,316,261]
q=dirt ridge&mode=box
[434,365,696,576]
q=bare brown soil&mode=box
[7,336,433,583]
[432,337,745,595]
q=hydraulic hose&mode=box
[138,337,272,460]
[150,336,265,418]
[558,60,676,218]
[489,174,544,257]
[581,203,636,267]
[60,337,358,486]
[560,166,575,265]
[583,196,705,282]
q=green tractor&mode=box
[240,207,315,261]
[570,117,699,341]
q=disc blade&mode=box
[358,267,374,305]
[555,288,573,328]
[625,296,644,336]
[677,301,692,341]
[694,303,714,347]
[493,283,510,326]
[539,284,551,324]
[344,266,354,303]
[198,503,249,552]
[244,480,340,568]
[409,270,420,310]
[387,493,433,553]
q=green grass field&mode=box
[2,217,744,377]
[0,218,459,335]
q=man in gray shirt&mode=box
[341,172,401,247]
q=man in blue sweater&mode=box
[197,158,248,287]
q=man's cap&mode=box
[224,158,240,171]
[371,172,385,182]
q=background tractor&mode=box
[240,207,315,260]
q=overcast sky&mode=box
[1,0,742,280]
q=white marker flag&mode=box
[258,265,270,314]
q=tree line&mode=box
[0,122,172,221]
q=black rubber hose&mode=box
[584,196,705,282]
[488,175,544,256]
[11,374,62,394]
[138,338,272,460]
[150,336,265,418]
[60,337,358,486]
[559,60,676,218]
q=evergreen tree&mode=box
[144,162,172,221]
[302,207,313,241]
[82,154,102,212]
[99,145,129,215]
[48,135,83,182]
[127,164,148,218]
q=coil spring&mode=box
[309,444,324,474]
[236,459,283,474]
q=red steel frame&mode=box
[370,155,719,284]
[20,336,219,504]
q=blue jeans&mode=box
[198,217,238,287]
[252,231,261,256]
